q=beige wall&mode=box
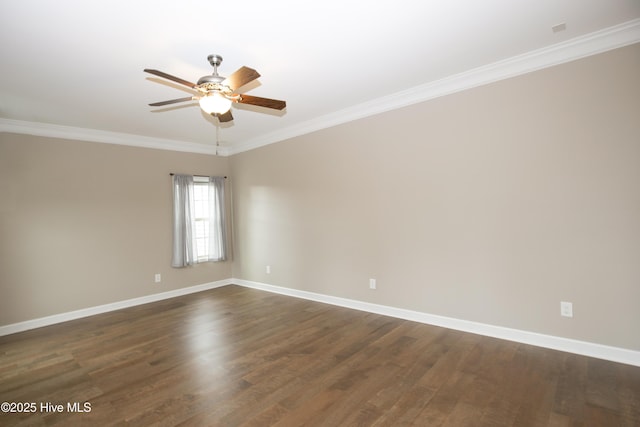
[0,134,231,325]
[230,44,640,350]
[1,44,638,352]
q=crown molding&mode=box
[227,18,640,155]
[0,118,221,156]
[2,19,639,156]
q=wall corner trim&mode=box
[234,279,640,367]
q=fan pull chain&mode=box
[215,124,220,156]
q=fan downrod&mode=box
[198,54,225,85]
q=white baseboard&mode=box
[0,279,233,337]
[234,279,640,367]
[2,277,638,367]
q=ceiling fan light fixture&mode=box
[145,54,286,123]
[199,92,232,114]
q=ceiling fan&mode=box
[144,54,286,123]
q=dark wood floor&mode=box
[1,285,639,426]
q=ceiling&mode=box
[1,1,639,156]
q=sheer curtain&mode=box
[207,176,228,262]
[172,174,194,267]
[171,174,227,267]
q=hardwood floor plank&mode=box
[443,401,485,426]
[552,353,589,422]
[1,285,639,426]
[369,385,438,426]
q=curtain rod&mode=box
[170,173,227,179]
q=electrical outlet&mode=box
[154,273,161,283]
[369,278,376,290]
[560,301,573,318]
[266,265,271,274]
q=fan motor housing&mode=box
[197,75,225,85]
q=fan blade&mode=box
[144,69,197,88]
[149,96,196,107]
[223,66,260,91]
[238,94,286,110]
[214,110,233,122]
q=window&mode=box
[171,174,227,267]
[193,176,211,262]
